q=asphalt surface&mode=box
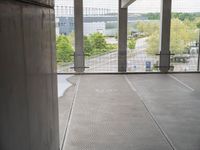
[59,74,200,150]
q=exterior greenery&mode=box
[56,12,200,63]
[56,35,74,63]
[128,38,136,49]
[144,12,200,21]
[84,32,117,56]
[197,21,200,29]
[56,32,117,62]
[136,17,200,55]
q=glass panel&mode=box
[55,0,75,73]
[83,0,118,72]
[127,0,160,72]
[170,0,200,72]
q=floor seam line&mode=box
[168,74,194,92]
[124,75,177,150]
[61,75,81,150]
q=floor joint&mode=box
[124,75,177,150]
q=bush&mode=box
[106,44,117,50]
[56,35,74,62]
[90,32,107,50]
[128,38,136,49]
[84,32,117,56]
[56,32,118,62]
[84,36,93,56]
[136,19,198,55]
[197,21,200,29]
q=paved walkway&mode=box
[59,74,200,150]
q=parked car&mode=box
[190,47,199,55]
[170,54,190,63]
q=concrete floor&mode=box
[59,74,200,150]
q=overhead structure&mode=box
[121,0,136,8]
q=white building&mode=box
[54,0,117,36]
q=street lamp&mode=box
[197,22,200,71]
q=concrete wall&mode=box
[0,0,59,150]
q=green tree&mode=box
[83,32,118,57]
[136,21,159,36]
[172,13,196,21]
[144,13,160,20]
[143,12,200,22]
[56,35,74,62]
[67,32,75,48]
[137,19,197,55]
[147,31,160,55]
[170,19,197,54]
[128,38,136,49]
[197,21,200,29]
[170,19,187,54]
[84,36,93,56]
[89,32,107,50]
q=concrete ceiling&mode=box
[121,0,136,8]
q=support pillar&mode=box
[159,0,172,72]
[118,0,128,72]
[74,0,85,72]
[0,1,59,150]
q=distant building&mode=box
[84,22,105,35]
[54,0,116,36]
[55,17,74,36]
[54,0,147,36]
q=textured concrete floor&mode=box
[59,74,200,150]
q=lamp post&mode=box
[197,22,200,71]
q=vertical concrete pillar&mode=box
[74,0,85,72]
[159,0,172,72]
[118,0,128,72]
[0,1,59,150]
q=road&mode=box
[127,38,157,72]
[85,37,157,72]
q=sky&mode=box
[72,0,200,13]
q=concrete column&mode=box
[118,0,128,72]
[74,0,85,72]
[159,0,172,72]
[0,1,59,150]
